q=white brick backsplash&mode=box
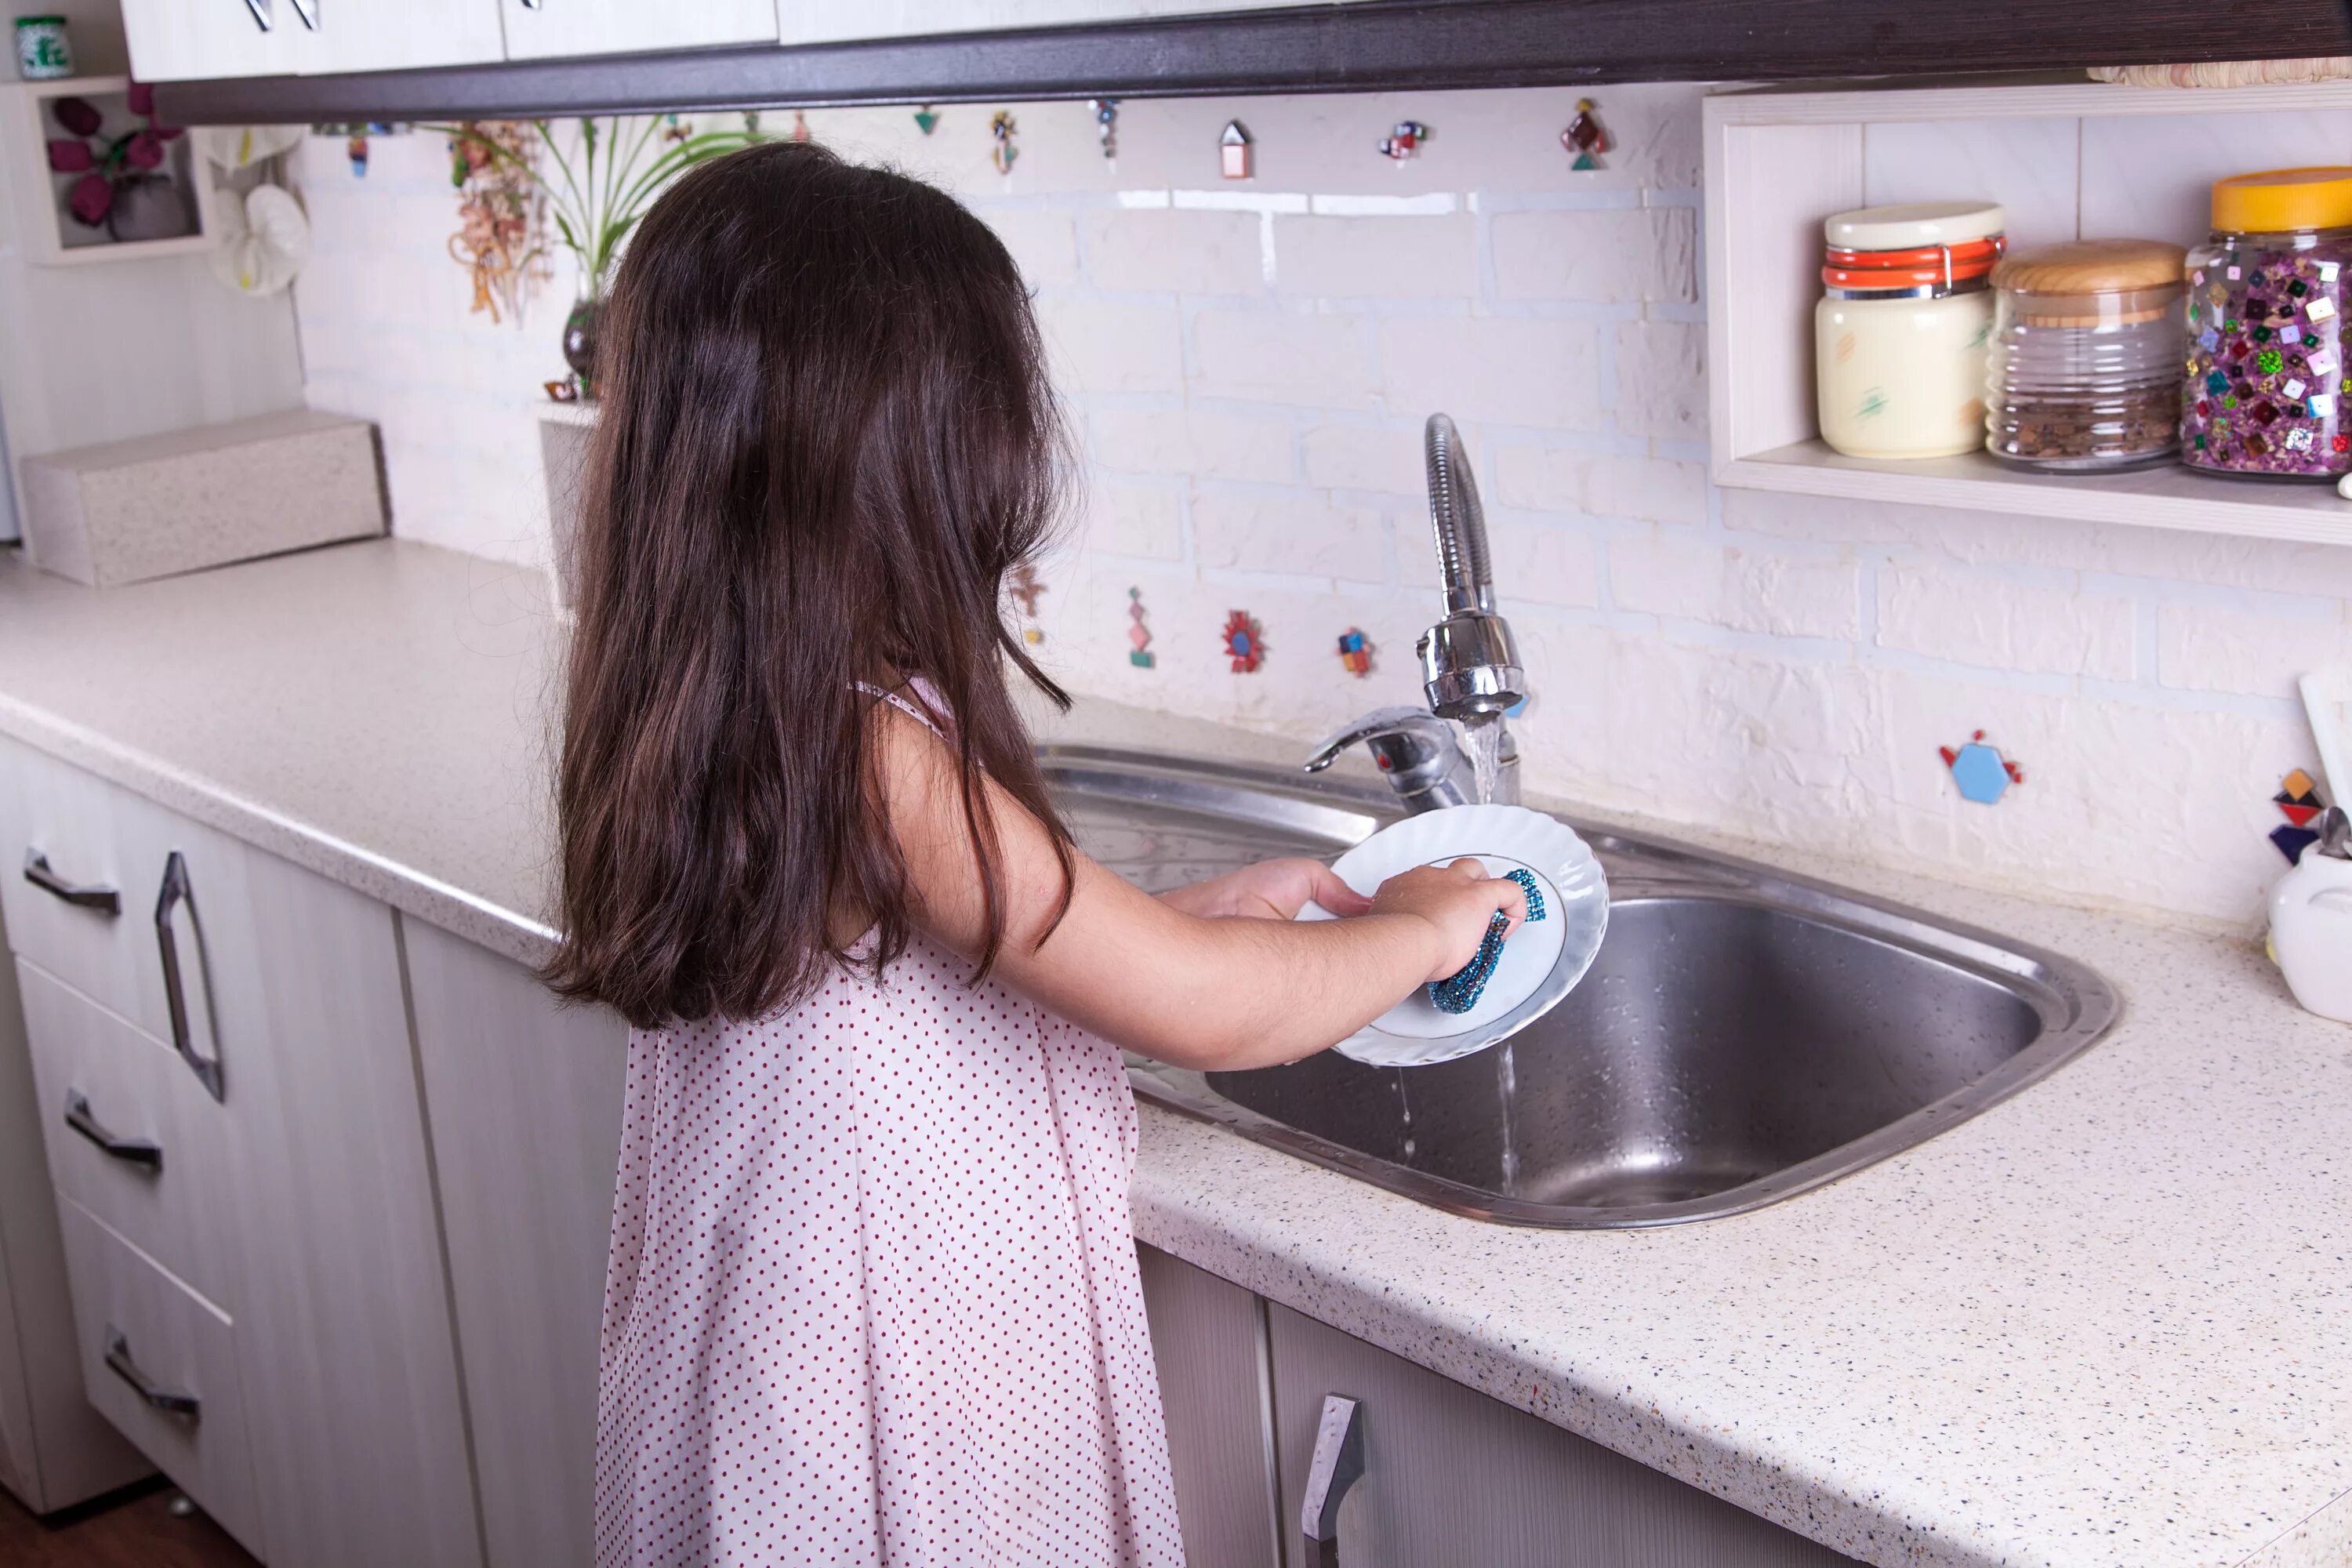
[1494,447,1706,524]
[1194,310,1375,406]
[1301,423,1426,495]
[1080,209,1265,295]
[1615,319,1708,441]
[985,208,1079,289]
[1192,492,1390,584]
[1379,317,1602,429]
[2157,601,2352,697]
[291,90,2352,929]
[1038,297,1185,393]
[1614,532,1861,638]
[1271,215,1478,299]
[1088,406,1295,485]
[1878,566,2136,680]
[1491,209,1697,303]
[1490,521,1601,608]
[1084,484,1185,561]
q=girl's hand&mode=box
[1370,858,1527,982]
[1160,858,1373,922]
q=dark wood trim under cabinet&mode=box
[156,0,2352,125]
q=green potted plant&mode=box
[441,114,766,394]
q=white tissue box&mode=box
[19,409,387,587]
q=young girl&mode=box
[550,141,1525,1568]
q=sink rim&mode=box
[1040,742,2125,1229]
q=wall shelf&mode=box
[2,77,216,269]
[1703,73,2352,548]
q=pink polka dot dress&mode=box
[593,695,1185,1566]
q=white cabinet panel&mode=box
[785,0,1345,46]
[501,0,779,60]
[1136,1245,1279,1568]
[119,0,294,81]
[402,915,627,1568]
[290,0,506,74]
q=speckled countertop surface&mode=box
[0,539,2344,1568]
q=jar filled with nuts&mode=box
[1984,239,2186,472]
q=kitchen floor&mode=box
[0,1480,257,1567]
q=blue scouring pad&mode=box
[1427,869,1546,1015]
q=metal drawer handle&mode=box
[289,0,318,27]
[1301,1393,1364,1568]
[65,1090,162,1172]
[24,849,120,916]
[104,1327,201,1421]
[241,0,272,31]
[154,853,223,1104]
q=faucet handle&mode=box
[1304,706,1475,810]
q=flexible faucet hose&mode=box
[1425,413,1494,615]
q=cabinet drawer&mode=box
[56,1197,264,1559]
[0,737,176,1047]
[20,961,238,1311]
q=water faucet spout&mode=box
[1416,414,1525,724]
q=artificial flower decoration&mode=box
[45,82,185,230]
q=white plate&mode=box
[1297,804,1610,1068]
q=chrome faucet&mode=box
[1304,413,1526,811]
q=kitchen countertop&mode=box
[0,539,2344,1568]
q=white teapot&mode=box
[2270,826,2352,1024]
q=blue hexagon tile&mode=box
[1940,730,2024,805]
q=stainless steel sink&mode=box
[1042,745,2122,1229]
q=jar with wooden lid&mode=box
[1984,239,2186,471]
[2181,166,2352,481]
[1815,201,2005,459]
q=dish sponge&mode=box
[1426,869,1547,1015]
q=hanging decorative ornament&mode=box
[445,119,546,326]
[1090,99,1119,161]
[1127,588,1155,669]
[1336,627,1371,677]
[1938,730,2024,804]
[1221,611,1265,673]
[662,113,691,145]
[1377,120,1430,162]
[913,104,940,136]
[790,110,811,144]
[742,111,762,137]
[990,111,1019,176]
[1561,98,1610,171]
[347,131,369,176]
[1008,562,1047,645]
[1219,119,1254,180]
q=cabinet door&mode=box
[1267,1305,1863,1568]
[290,0,506,74]
[401,916,627,1568]
[120,0,296,80]
[785,0,1359,47]
[170,819,483,1568]
[1136,1245,1280,1568]
[499,0,780,60]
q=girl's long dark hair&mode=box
[546,140,1076,1029]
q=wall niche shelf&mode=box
[1703,74,2352,550]
[2,75,216,268]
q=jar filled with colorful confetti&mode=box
[2181,167,2352,481]
[1985,239,2185,472]
[1815,201,2006,460]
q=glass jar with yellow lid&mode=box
[2181,165,2352,480]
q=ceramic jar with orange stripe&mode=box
[1814,201,2006,459]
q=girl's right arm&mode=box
[880,709,1523,1072]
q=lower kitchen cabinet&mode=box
[401,915,628,1568]
[0,736,480,1566]
[1267,1305,1863,1568]
[1137,1244,1283,1568]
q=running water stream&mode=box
[1461,713,1505,806]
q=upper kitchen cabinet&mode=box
[783,0,1348,46]
[122,0,503,80]
[288,0,506,75]
[118,0,294,82]
[500,0,782,60]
